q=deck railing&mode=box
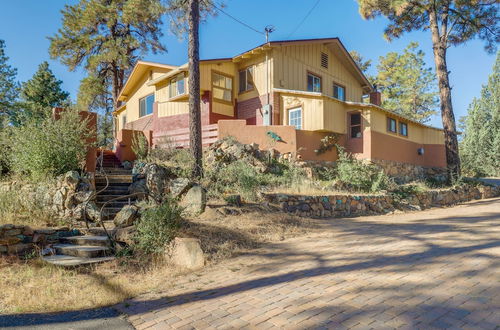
[153,124,218,149]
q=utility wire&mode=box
[210,2,265,35]
[287,0,321,38]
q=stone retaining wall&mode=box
[371,159,447,183]
[0,224,80,256]
[263,184,499,218]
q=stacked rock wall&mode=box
[263,184,499,218]
[371,159,447,183]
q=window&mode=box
[350,113,362,138]
[238,66,254,93]
[321,52,328,69]
[333,84,345,101]
[399,122,408,137]
[169,74,185,98]
[212,72,233,103]
[307,73,321,93]
[288,107,302,130]
[387,117,397,133]
[139,94,154,117]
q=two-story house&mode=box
[113,38,446,179]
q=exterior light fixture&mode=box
[417,147,425,155]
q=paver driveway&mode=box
[118,198,500,329]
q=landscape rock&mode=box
[128,179,148,199]
[114,226,136,245]
[145,164,177,202]
[169,178,192,198]
[170,237,205,270]
[180,184,206,215]
[113,205,139,228]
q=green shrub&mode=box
[134,200,183,254]
[131,133,149,161]
[336,145,391,192]
[390,183,426,201]
[8,109,92,181]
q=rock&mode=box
[113,205,139,228]
[170,237,205,270]
[85,202,101,222]
[0,245,7,254]
[180,185,206,215]
[63,171,80,188]
[146,164,176,202]
[122,161,133,170]
[0,237,22,245]
[8,243,34,256]
[128,179,148,199]
[4,229,22,236]
[53,190,65,207]
[114,226,136,245]
[169,178,192,198]
[74,191,93,203]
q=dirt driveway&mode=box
[2,197,499,329]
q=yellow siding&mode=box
[212,101,234,116]
[323,99,348,134]
[156,80,189,117]
[236,53,272,102]
[123,73,155,122]
[273,44,364,102]
[369,108,444,144]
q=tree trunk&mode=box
[429,9,461,181]
[188,0,203,179]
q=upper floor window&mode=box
[307,72,321,93]
[333,84,345,101]
[399,122,408,137]
[238,66,254,93]
[350,112,362,138]
[212,71,233,103]
[387,117,397,133]
[169,74,185,98]
[139,94,154,117]
[288,107,302,130]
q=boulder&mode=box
[113,205,139,228]
[170,237,205,270]
[63,171,80,188]
[114,226,136,245]
[122,161,133,170]
[180,184,206,215]
[145,164,176,202]
[169,178,192,198]
[74,191,93,203]
[85,202,101,222]
[128,179,148,199]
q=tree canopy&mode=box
[460,52,499,177]
[0,40,19,126]
[15,61,69,126]
[49,0,167,108]
[375,42,438,123]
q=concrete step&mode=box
[101,169,132,175]
[95,177,132,183]
[97,194,137,202]
[60,235,111,247]
[42,255,116,267]
[53,244,112,258]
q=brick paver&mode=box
[117,198,500,329]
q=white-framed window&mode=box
[307,73,321,93]
[212,71,233,103]
[238,66,254,93]
[169,74,185,98]
[139,94,154,117]
[288,107,302,130]
[333,84,346,101]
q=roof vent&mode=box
[321,52,328,69]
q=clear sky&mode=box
[0,0,496,128]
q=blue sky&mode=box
[0,0,496,128]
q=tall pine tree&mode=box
[0,40,19,127]
[49,0,167,110]
[460,52,500,177]
[15,61,69,126]
[375,42,438,123]
[356,0,499,180]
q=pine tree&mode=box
[375,42,438,123]
[460,52,500,177]
[15,61,69,125]
[49,0,167,110]
[349,50,372,73]
[0,40,19,126]
[356,0,499,180]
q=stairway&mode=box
[43,151,137,266]
[43,235,115,266]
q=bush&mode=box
[134,200,183,254]
[0,187,58,226]
[131,133,149,161]
[336,146,391,192]
[8,109,92,181]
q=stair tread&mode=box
[43,255,115,267]
[53,244,110,252]
[63,235,110,243]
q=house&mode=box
[113,37,446,180]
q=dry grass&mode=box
[0,206,319,314]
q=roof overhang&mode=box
[117,61,178,101]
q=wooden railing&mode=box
[153,124,218,149]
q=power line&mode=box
[210,2,265,35]
[287,0,321,38]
